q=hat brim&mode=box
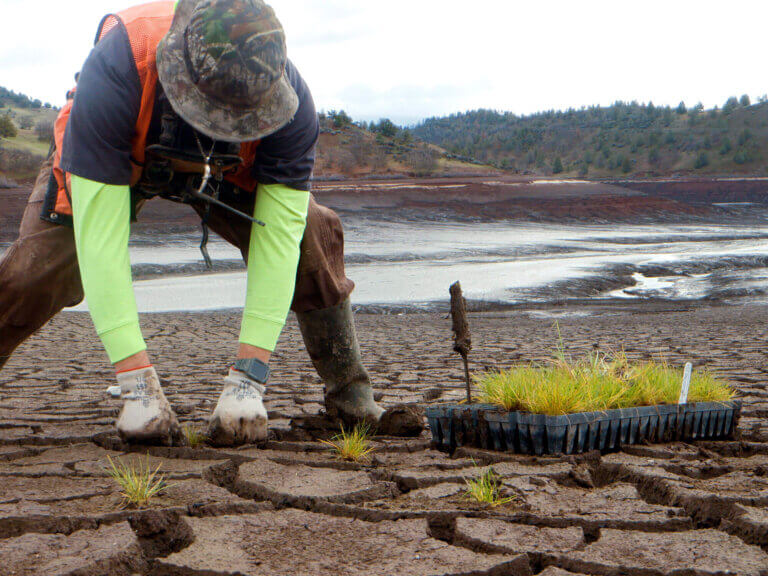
[156,0,299,143]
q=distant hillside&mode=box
[0,87,58,184]
[412,97,768,177]
[314,111,496,179]
[0,86,57,111]
[0,86,496,184]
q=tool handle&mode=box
[188,188,266,227]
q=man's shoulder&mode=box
[284,60,310,99]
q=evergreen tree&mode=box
[723,96,740,114]
[694,152,709,169]
[621,156,632,173]
[738,129,752,146]
[676,101,687,115]
[552,157,564,174]
[0,113,17,138]
[329,110,352,128]
[374,118,399,138]
[734,149,753,165]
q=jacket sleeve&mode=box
[60,25,141,185]
[71,175,146,363]
[240,183,310,351]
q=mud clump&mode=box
[378,404,425,437]
[129,509,195,558]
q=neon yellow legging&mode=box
[71,175,309,364]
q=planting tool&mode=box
[449,281,472,403]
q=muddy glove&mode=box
[116,366,181,445]
[207,368,268,446]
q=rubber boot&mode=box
[297,299,384,425]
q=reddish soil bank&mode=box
[312,176,709,222]
[608,177,768,204]
[0,176,731,244]
[1,303,768,574]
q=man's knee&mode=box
[294,199,354,312]
[304,199,345,252]
[0,231,84,320]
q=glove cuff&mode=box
[117,366,159,396]
[226,368,267,395]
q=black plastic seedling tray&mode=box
[426,401,741,455]
[680,401,741,441]
[426,404,500,452]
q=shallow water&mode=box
[57,219,768,313]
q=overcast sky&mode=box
[1,0,766,125]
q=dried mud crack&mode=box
[2,304,768,574]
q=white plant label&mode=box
[679,362,693,404]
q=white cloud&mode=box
[2,0,766,121]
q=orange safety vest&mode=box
[50,1,260,219]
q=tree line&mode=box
[411,96,768,176]
[0,86,55,111]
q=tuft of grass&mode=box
[182,424,207,448]
[464,468,515,507]
[320,423,374,462]
[106,455,169,509]
[476,351,734,415]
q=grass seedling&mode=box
[321,423,375,462]
[476,350,734,416]
[464,467,515,507]
[182,423,207,448]
[106,455,169,509]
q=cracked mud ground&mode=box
[2,303,768,575]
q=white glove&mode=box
[116,366,181,445]
[207,368,268,446]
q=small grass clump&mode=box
[464,468,515,507]
[321,423,375,462]
[477,351,734,416]
[106,455,169,509]
[182,424,207,448]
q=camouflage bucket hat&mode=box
[157,0,298,143]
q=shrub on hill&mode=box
[0,144,44,178]
[34,119,54,143]
[17,115,34,130]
